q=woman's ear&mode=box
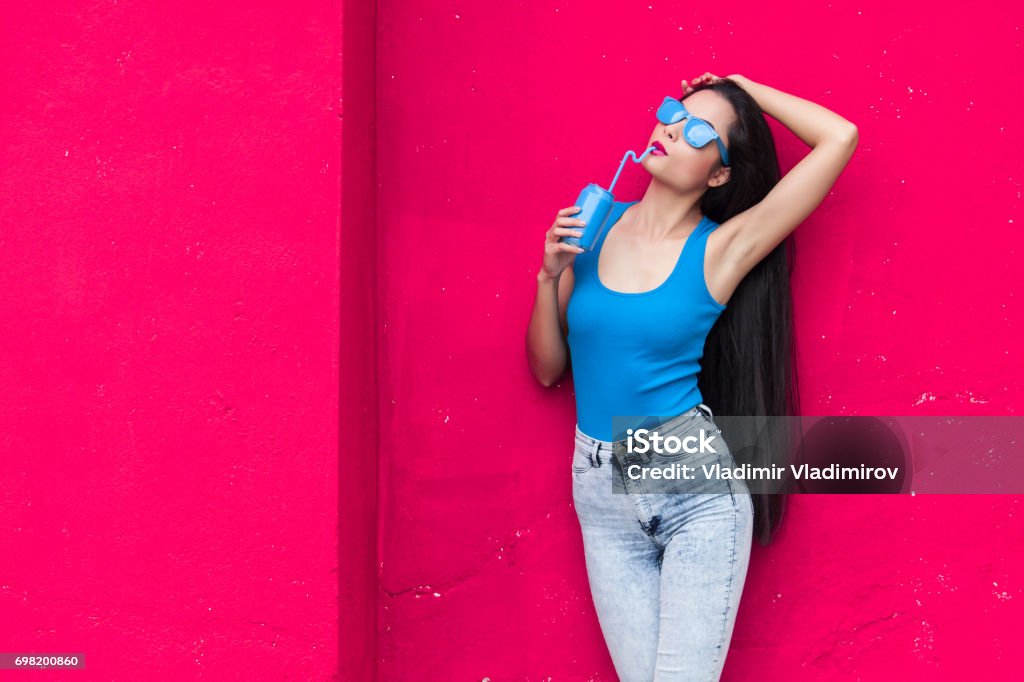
[709,166,731,188]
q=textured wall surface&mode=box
[340,0,378,679]
[376,1,1023,680]
[0,3,340,679]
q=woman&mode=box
[525,72,858,680]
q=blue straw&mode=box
[609,146,657,194]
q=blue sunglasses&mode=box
[656,96,730,167]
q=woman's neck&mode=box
[631,179,705,241]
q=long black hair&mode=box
[689,79,800,546]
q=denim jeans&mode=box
[571,403,754,681]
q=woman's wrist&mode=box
[727,73,751,88]
[537,269,559,285]
[728,74,766,112]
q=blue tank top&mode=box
[566,200,727,441]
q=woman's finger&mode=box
[552,226,584,237]
[556,216,586,227]
[551,216,585,230]
[547,240,584,254]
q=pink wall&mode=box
[1,2,340,679]
[340,0,378,679]
[374,1,1023,680]
[4,0,1022,680]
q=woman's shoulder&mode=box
[609,199,639,224]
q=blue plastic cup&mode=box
[559,183,614,252]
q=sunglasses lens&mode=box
[685,121,715,147]
[657,99,684,125]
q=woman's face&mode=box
[642,89,736,191]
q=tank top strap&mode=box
[696,215,718,239]
[679,216,716,269]
[672,216,727,313]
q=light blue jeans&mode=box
[571,403,754,681]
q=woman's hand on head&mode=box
[681,71,724,95]
[539,206,587,282]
